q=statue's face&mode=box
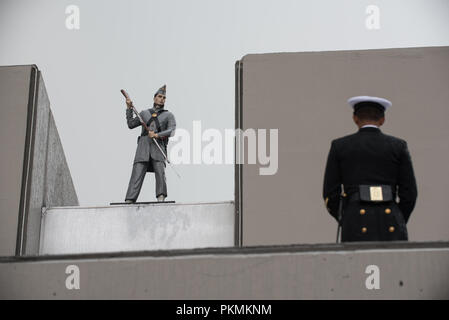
[154,94,166,106]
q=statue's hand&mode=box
[148,131,158,138]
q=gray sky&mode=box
[1,0,448,206]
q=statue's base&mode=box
[39,201,234,255]
[109,201,176,205]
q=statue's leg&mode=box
[152,159,167,199]
[125,162,149,202]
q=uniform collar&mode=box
[361,124,379,129]
[150,106,164,113]
[358,126,381,133]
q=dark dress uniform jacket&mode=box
[126,107,176,171]
[323,127,417,242]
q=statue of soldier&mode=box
[323,96,417,242]
[124,85,176,203]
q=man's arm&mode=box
[156,113,176,138]
[125,99,142,129]
[323,140,342,222]
[397,141,418,223]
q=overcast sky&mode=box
[1,0,448,206]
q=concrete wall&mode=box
[24,70,50,256]
[45,111,79,208]
[39,202,234,255]
[1,242,448,299]
[21,69,79,255]
[0,65,78,256]
[236,46,449,246]
[0,65,33,256]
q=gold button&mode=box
[343,193,347,197]
[389,226,395,233]
[360,209,366,215]
[361,227,367,233]
[385,208,391,214]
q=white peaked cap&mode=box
[347,96,392,111]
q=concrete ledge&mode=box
[1,242,448,299]
[39,201,235,255]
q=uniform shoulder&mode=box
[381,132,408,146]
[331,132,358,145]
[164,109,175,118]
[158,108,173,114]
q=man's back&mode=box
[334,128,412,189]
[324,126,417,223]
[324,96,418,242]
[325,129,416,242]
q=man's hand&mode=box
[126,99,134,109]
[148,131,159,139]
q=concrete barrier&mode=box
[1,242,448,299]
[0,65,78,256]
[39,201,235,255]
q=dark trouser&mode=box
[125,160,167,201]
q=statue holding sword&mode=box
[121,85,177,203]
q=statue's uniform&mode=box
[125,106,176,201]
[323,96,417,242]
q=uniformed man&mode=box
[125,85,176,203]
[323,96,417,242]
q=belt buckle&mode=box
[370,186,383,201]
